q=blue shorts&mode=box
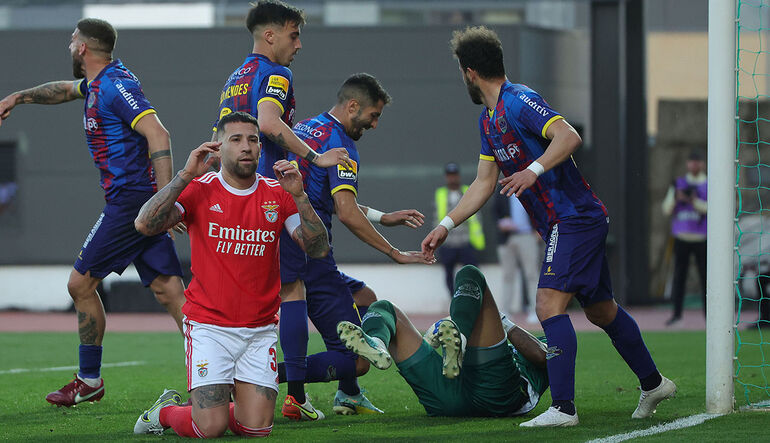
[74,191,183,286]
[280,232,366,294]
[306,269,363,354]
[538,217,613,307]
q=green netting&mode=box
[736,0,770,409]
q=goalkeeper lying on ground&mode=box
[337,265,549,417]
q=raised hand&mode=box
[381,209,425,228]
[180,142,221,182]
[316,147,355,170]
[273,160,304,196]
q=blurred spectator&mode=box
[662,149,707,326]
[434,162,485,296]
[0,181,16,215]
[494,189,540,324]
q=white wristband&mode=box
[526,160,545,177]
[439,215,455,231]
[366,208,384,224]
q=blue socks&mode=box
[305,350,358,395]
[280,300,309,403]
[78,344,103,380]
[601,306,661,390]
[541,314,577,410]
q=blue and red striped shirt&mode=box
[78,59,157,201]
[479,81,607,239]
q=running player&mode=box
[0,19,186,407]
[279,73,432,419]
[421,26,676,427]
[338,265,549,418]
[133,111,329,438]
[212,2,353,415]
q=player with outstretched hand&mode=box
[133,111,329,438]
[277,73,432,420]
[421,26,676,427]
[338,265,549,418]
[0,18,187,407]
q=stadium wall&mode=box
[0,25,590,265]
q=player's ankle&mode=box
[551,400,576,415]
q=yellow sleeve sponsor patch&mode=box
[265,75,289,100]
[337,158,358,180]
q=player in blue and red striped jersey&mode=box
[278,73,432,419]
[211,0,351,177]
[422,26,676,427]
[211,3,353,420]
[0,19,186,407]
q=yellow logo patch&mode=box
[219,107,232,120]
[337,158,358,180]
[544,265,556,276]
[266,75,289,100]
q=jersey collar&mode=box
[87,59,121,87]
[216,171,259,196]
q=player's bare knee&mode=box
[150,276,184,307]
[352,286,377,307]
[583,300,618,327]
[66,271,99,301]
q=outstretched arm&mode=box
[273,160,330,258]
[337,191,432,264]
[359,204,425,229]
[134,141,221,236]
[421,159,499,256]
[0,80,83,126]
[257,101,353,169]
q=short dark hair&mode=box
[449,26,505,79]
[77,18,117,54]
[216,111,259,136]
[336,73,392,108]
[246,0,305,34]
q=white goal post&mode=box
[705,0,736,414]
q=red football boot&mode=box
[46,374,104,407]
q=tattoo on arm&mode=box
[265,132,288,149]
[17,81,80,105]
[149,149,172,161]
[255,386,277,402]
[293,195,329,257]
[136,172,188,235]
[192,384,231,409]
[77,310,99,345]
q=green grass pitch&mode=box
[1,330,768,441]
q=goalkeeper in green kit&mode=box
[337,265,549,417]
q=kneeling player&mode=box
[338,265,549,417]
[132,111,330,438]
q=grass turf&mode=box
[0,329,768,441]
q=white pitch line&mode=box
[0,361,146,375]
[586,413,724,443]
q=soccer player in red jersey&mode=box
[133,111,329,438]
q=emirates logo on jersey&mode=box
[262,202,279,223]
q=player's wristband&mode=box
[366,208,384,224]
[526,161,545,177]
[304,149,318,164]
[439,216,455,231]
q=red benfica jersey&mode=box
[176,171,299,327]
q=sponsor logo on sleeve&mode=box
[114,81,140,111]
[337,158,358,180]
[265,75,289,100]
[518,92,550,118]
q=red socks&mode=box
[158,403,271,438]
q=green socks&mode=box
[361,300,397,347]
[450,265,487,338]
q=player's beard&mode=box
[465,81,483,105]
[72,54,85,79]
[224,157,257,178]
[348,113,369,141]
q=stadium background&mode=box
[0,0,739,313]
